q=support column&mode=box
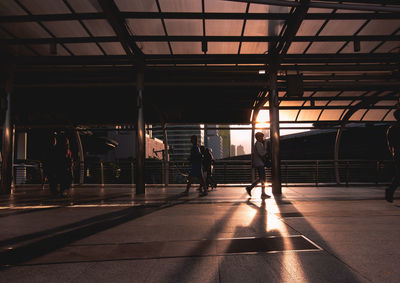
[251,120,256,182]
[268,64,282,195]
[75,130,85,185]
[334,126,343,184]
[1,80,14,194]
[135,64,145,194]
[15,132,27,185]
[162,122,169,187]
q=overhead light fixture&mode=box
[353,39,360,52]
[258,70,266,75]
[201,39,208,54]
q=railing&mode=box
[11,159,395,186]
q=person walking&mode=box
[184,135,207,196]
[385,109,400,202]
[200,146,217,191]
[245,132,271,198]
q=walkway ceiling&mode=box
[0,0,399,127]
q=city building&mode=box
[230,144,236,157]
[237,145,245,156]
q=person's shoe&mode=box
[261,193,271,199]
[183,189,189,195]
[385,188,393,203]
[246,186,252,197]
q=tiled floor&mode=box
[0,184,398,282]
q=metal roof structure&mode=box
[0,0,399,127]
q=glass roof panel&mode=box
[0,1,27,16]
[30,44,70,56]
[208,42,240,54]
[67,0,100,13]
[296,20,325,36]
[279,110,298,121]
[100,42,125,55]
[63,43,103,55]
[18,0,69,14]
[126,19,165,35]
[136,42,170,54]
[319,20,365,36]
[306,42,346,54]
[240,42,268,54]
[7,45,36,56]
[248,3,270,13]
[308,8,334,13]
[297,110,322,121]
[0,22,50,38]
[340,41,382,53]
[374,41,400,53]
[315,101,328,106]
[205,0,247,12]
[328,100,353,106]
[280,101,304,107]
[44,21,89,37]
[358,20,400,35]
[384,110,397,121]
[206,20,244,36]
[349,109,367,121]
[165,19,202,36]
[83,20,116,37]
[170,42,203,54]
[115,0,158,12]
[362,109,387,121]
[0,28,12,39]
[159,0,202,12]
[303,91,315,97]
[286,42,310,54]
[375,100,398,106]
[319,109,344,121]
[244,20,270,36]
[313,91,341,97]
[339,91,366,97]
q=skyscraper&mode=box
[230,145,236,157]
[219,129,231,158]
[237,145,245,156]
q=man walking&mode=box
[246,132,271,198]
[385,109,400,202]
[184,135,207,196]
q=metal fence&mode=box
[11,159,395,186]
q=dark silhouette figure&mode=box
[200,146,217,191]
[45,133,74,197]
[385,109,400,202]
[184,135,207,196]
[246,132,271,198]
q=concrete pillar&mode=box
[251,121,256,182]
[75,130,85,185]
[334,126,343,184]
[135,64,145,194]
[15,132,27,185]
[162,122,169,186]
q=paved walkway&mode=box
[0,184,398,282]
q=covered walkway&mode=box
[0,184,398,282]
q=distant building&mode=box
[230,145,236,157]
[237,145,245,156]
[206,125,223,159]
[220,129,231,158]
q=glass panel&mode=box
[297,20,325,36]
[384,109,396,121]
[159,0,201,12]
[136,42,170,54]
[375,100,398,106]
[313,91,341,97]
[165,19,202,36]
[115,0,158,12]
[205,0,247,12]
[358,20,400,35]
[328,100,353,106]
[374,41,400,53]
[19,0,69,14]
[319,109,344,121]
[206,20,244,36]
[67,0,100,13]
[297,110,322,121]
[30,44,70,56]
[306,42,346,54]
[171,42,203,54]
[287,42,309,54]
[240,42,268,54]
[248,3,269,13]
[126,19,165,35]
[7,45,36,56]
[0,22,50,38]
[280,101,304,106]
[279,110,299,121]
[100,42,125,55]
[319,20,365,36]
[44,21,89,37]
[83,20,115,37]
[349,109,367,121]
[244,20,270,36]
[64,43,103,55]
[207,42,240,54]
[362,109,386,121]
[303,91,315,97]
[340,41,381,53]
[339,91,366,97]
[0,1,27,16]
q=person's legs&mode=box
[258,167,270,198]
[184,175,193,194]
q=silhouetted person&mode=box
[246,132,271,198]
[184,135,207,196]
[385,109,400,202]
[46,133,74,197]
[200,146,217,191]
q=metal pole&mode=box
[1,85,13,194]
[162,122,169,187]
[251,121,255,182]
[334,126,342,184]
[136,63,145,194]
[74,130,85,185]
